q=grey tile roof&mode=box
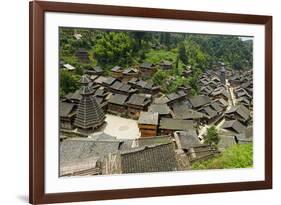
[103,76,118,85]
[222,120,246,134]
[120,142,178,173]
[199,106,218,119]
[123,67,138,74]
[108,93,128,105]
[70,89,82,101]
[159,60,173,66]
[225,105,250,121]
[60,138,121,175]
[189,95,211,108]
[60,102,77,117]
[175,130,201,150]
[148,104,171,115]
[209,101,224,112]
[79,74,91,84]
[138,111,159,125]
[111,66,122,72]
[140,62,154,69]
[127,94,151,106]
[94,76,108,84]
[171,102,204,120]
[159,118,194,131]
[137,136,172,147]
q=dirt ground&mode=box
[102,114,141,140]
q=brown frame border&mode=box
[29,1,272,204]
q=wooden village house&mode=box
[139,62,156,78]
[111,66,123,79]
[107,93,129,116]
[159,118,195,135]
[75,48,89,63]
[59,102,77,130]
[122,67,139,82]
[126,93,152,119]
[138,111,159,137]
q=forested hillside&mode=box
[59,28,253,96]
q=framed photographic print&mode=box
[29,1,272,204]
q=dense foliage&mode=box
[204,126,220,146]
[191,144,253,170]
[59,70,80,96]
[59,28,253,95]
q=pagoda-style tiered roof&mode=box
[74,75,106,132]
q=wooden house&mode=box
[75,48,89,63]
[139,62,156,78]
[107,93,129,116]
[165,90,187,106]
[126,94,152,119]
[224,105,250,124]
[174,131,217,163]
[188,95,211,110]
[60,102,77,130]
[221,120,246,134]
[109,81,137,95]
[128,78,161,95]
[111,66,123,79]
[138,111,159,137]
[148,104,172,118]
[122,67,139,82]
[159,118,195,135]
[211,87,229,101]
[159,60,173,70]
[182,66,192,78]
[102,142,178,174]
[170,102,205,127]
[84,66,103,76]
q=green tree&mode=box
[178,42,189,64]
[59,70,80,96]
[152,69,168,86]
[93,32,133,67]
[204,126,220,146]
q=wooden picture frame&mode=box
[29,1,272,204]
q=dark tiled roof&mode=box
[171,103,204,120]
[139,62,154,69]
[111,66,122,72]
[138,111,159,125]
[189,95,211,108]
[159,60,173,66]
[123,67,138,74]
[137,136,172,147]
[60,102,76,117]
[148,104,171,115]
[60,138,120,175]
[79,74,91,84]
[209,101,224,112]
[103,76,118,85]
[120,143,178,173]
[199,106,218,119]
[70,89,82,101]
[94,76,108,84]
[225,105,250,121]
[175,131,201,149]
[222,120,246,133]
[108,93,129,105]
[126,94,151,106]
[159,118,194,131]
